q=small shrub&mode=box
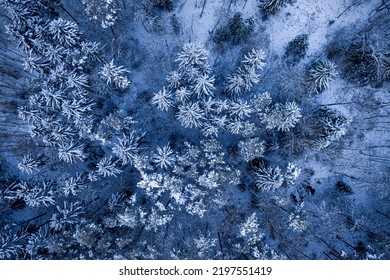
[336,181,352,194]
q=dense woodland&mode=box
[0,0,389,259]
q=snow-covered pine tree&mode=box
[225,73,245,95]
[17,154,43,174]
[46,18,81,47]
[253,162,284,191]
[175,42,210,77]
[96,156,122,177]
[243,48,267,70]
[57,141,86,163]
[5,181,56,207]
[50,201,84,231]
[193,74,215,98]
[165,70,182,89]
[258,0,292,16]
[63,173,88,196]
[263,102,302,132]
[112,131,145,165]
[176,101,205,128]
[81,0,121,29]
[153,144,175,169]
[229,99,253,119]
[285,162,301,184]
[308,60,337,93]
[99,59,131,90]
[151,87,173,111]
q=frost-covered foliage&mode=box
[308,60,337,93]
[112,131,145,165]
[5,181,56,207]
[288,203,309,232]
[50,202,84,231]
[285,162,301,184]
[63,174,89,196]
[81,0,120,28]
[194,236,217,259]
[238,138,265,161]
[0,229,27,259]
[57,141,86,163]
[97,157,121,177]
[253,163,284,191]
[176,42,210,75]
[258,0,293,16]
[263,102,302,131]
[151,87,173,111]
[176,102,205,128]
[18,154,43,174]
[153,144,175,169]
[193,74,215,98]
[243,49,267,70]
[99,59,131,90]
[239,213,262,243]
[225,49,266,95]
[313,108,351,148]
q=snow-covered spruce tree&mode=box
[253,162,284,191]
[57,141,86,163]
[153,144,175,169]
[0,228,27,259]
[175,42,210,78]
[238,138,265,162]
[46,18,81,48]
[308,60,337,93]
[193,235,217,259]
[50,201,84,231]
[239,213,264,245]
[225,49,266,95]
[152,87,173,111]
[99,59,131,90]
[258,0,293,16]
[174,87,191,103]
[17,154,43,174]
[63,173,89,196]
[81,0,121,28]
[193,74,215,98]
[5,181,56,207]
[214,13,254,47]
[112,130,145,165]
[165,70,182,89]
[96,156,122,177]
[176,101,205,128]
[288,203,309,232]
[229,98,253,119]
[251,91,272,113]
[313,107,351,148]
[243,48,267,70]
[144,0,173,11]
[240,67,260,91]
[285,162,301,185]
[225,73,245,95]
[263,102,302,132]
